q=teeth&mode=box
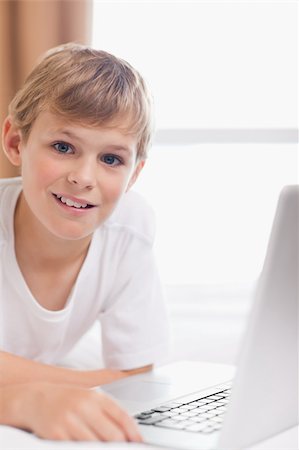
[57,195,88,209]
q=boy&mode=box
[0,43,168,442]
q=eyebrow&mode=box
[54,129,85,142]
[106,145,132,153]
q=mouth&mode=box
[52,193,95,210]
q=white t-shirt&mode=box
[0,177,169,369]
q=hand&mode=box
[14,382,143,442]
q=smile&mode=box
[53,194,94,209]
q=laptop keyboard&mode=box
[135,384,231,434]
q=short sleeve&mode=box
[98,238,169,370]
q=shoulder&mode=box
[0,176,22,195]
[0,177,22,241]
[0,177,23,210]
[103,190,156,246]
[0,177,22,217]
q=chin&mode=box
[49,223,95,241]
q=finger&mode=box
[84,405,127,442]
[36,425,71,441]
[100,395,143,442]
[115,413,143,443]
[76,394,127,442]
[89,413,127,442]
[65,413,100,442]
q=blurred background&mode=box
[1,0,297,366]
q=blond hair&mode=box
[9,43,154,160]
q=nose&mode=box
[67,158,96,190]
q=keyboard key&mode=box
[138,415,166,425]
[185,423,210,432]
[185,404,200,411]
[189,401,208,407]
[135,410,155,419]
[192,416,210,423]
[135,413,153,419]
[210,401,227,407]
[199,412,217,420]
[177,406,193,412]
[177,419,195,428]
[202,398,216,404]
[172,414,191,421]
[197,405,217,412]
[152,406,174,413]
[215,406,226,413]
[181,410,201,418]
[178,415,198,423]
[211,423,222,430]
[170,407,184,413]
[166,410,184,418]
[206,395,225,400]
[211,416,223,423]
[156,420,186,430]
[214,409,226,416]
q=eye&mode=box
[101,154,123,166]
[53,142,73,154]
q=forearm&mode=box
[0,351,152,388]
[0,384,29,429]
[0,382,143,442]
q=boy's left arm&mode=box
[97,364,153,385]
[123,364,153,375]
[0,351,152,388]
[123,364,154,375]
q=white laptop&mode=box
[101,185,298,450]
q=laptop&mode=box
[100,185,298,450]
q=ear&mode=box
[2,116,23,167]
[126,159,146,192]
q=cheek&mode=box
[100,171,132,202]
[24,155,62,187]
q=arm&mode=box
[0,382,143,441]
[0,352,150,441]
[0,351,152,388]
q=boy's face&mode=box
[6,111,144,241]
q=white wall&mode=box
[92,1,298,285]
[92,1,297,129]
[133,143,297,284]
